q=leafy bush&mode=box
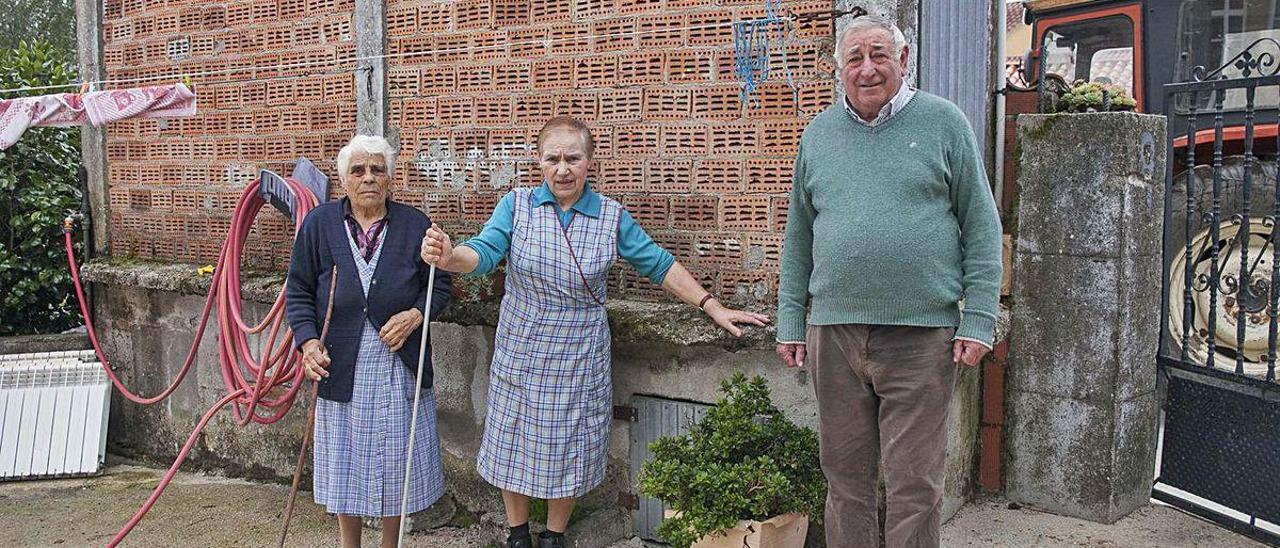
[1056,80,1138,113]
[0,42,83,335]
[638,374,825,548]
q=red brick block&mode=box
[592,18,634,52]
[774,43,830,80]
[214,138,239,160]
[612,124,660,156]
[744,158,793,193]
[424,193,463,222]
[513,94,556,123]
[594,126,613,158]
[419,1,453,32]
[619,0,662,15]
[493,0,531,25]
[240,137,267,159]
[574,0,613,20]
[202,6,227,29]
[789,0,833,39]
[694,235,743,269]
[173,190,199,213]
[210,84,241,109]
[493,62,532,92]
[402,98,437,128]
[637,15,684,49]
[153,12,178,36]
[388,68,420,98]
[666,50,714,83]
[489,128,532,158]
[693,85,743,120]
[396,36,434,63]
[575,55,618,88]
[661,124,708,156]
[653,230,696,260]
[296,134,325,159]
[420,66,455,94]
[510,27,547,58]
[772,195,789,232]
[435,34,472,63]
[457,0,495,30]
[254,110,283,133]
[622,195,669,229]
[473,31,509,61]
[694,159,743,193]
[457,65,496,93]
[322,14,352,42]
[617,52,664,86]
[548,22,592,55]
[530,0,572,22]
[279,0,308,19]
[533,58,575,89]
[324,74,353,101]
[555,91,599,121]
[452,129,490,158]
[708,123,758,154]
[265,136,295,159]
[598,89,643,122]
[437,97,476,125]
[462,193,501,222]
[229,112,256,133]
[743,233,783,269]
[475,96,514,125]
[686,11,734,47]
[647,159,692,193]
[798,81,834,118]
[747,82,798,118]
[643,88,691,120]
[597,160,646,193]
[721,195,771,231]
[387,7,418,37]
[666,0,718,9]
[225,2,253,27]
[671,195,718,230]
[267,80,298,107]
[760,119,806,154]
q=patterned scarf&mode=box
[344,214,388,263]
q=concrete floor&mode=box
[0,465,1267,548]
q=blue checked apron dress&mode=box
[312,228,446,517]
[476,187,621,499]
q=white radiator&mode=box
[0,350,109,480]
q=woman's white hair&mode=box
[834,14,908,69]
[336,135,397,179]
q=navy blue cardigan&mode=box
[286,198,452,402]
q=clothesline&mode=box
[0,11,828,95]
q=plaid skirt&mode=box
[313,320,446,517]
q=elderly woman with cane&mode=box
[286,135,452,548]
[420,116,770,548]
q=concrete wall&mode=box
[84,259,981,542]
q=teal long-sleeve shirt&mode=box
[458,183,676,283]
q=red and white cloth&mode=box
[0,83,197,150]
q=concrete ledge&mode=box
[0,333,91,355]
[79,258,776,349]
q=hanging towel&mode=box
[0,83,196,150]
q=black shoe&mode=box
[537,531,567,548]
[505,535,533,548]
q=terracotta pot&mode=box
[664,511,809,548]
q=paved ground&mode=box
[0,465,1267,547]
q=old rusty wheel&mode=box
[1167,156,1278,376]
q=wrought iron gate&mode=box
[1156,39,1280,546]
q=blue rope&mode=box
[733,0,797,104]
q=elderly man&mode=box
[775,15,1002,548]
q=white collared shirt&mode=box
[843,79,916,127]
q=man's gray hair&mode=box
[336,135,397,178]
[834,15,907,69]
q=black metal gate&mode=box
[1157,39,1280,546]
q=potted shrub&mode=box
[638,374,824,548]
[1055,80,1138,113]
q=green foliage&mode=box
[1056,81,1138,113]
[638,374,825,548]
[0,0,77,56]
[0,42,83,335]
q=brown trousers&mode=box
[808,324,957,548]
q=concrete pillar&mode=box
[1005,113,1166,523]
[354,0,387,138]
[76,0,109,255]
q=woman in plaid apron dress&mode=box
[420,117,770,548]
[287,135,453,548]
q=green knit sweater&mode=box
[776,91,1002,346]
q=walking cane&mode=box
[397,263,437,548]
